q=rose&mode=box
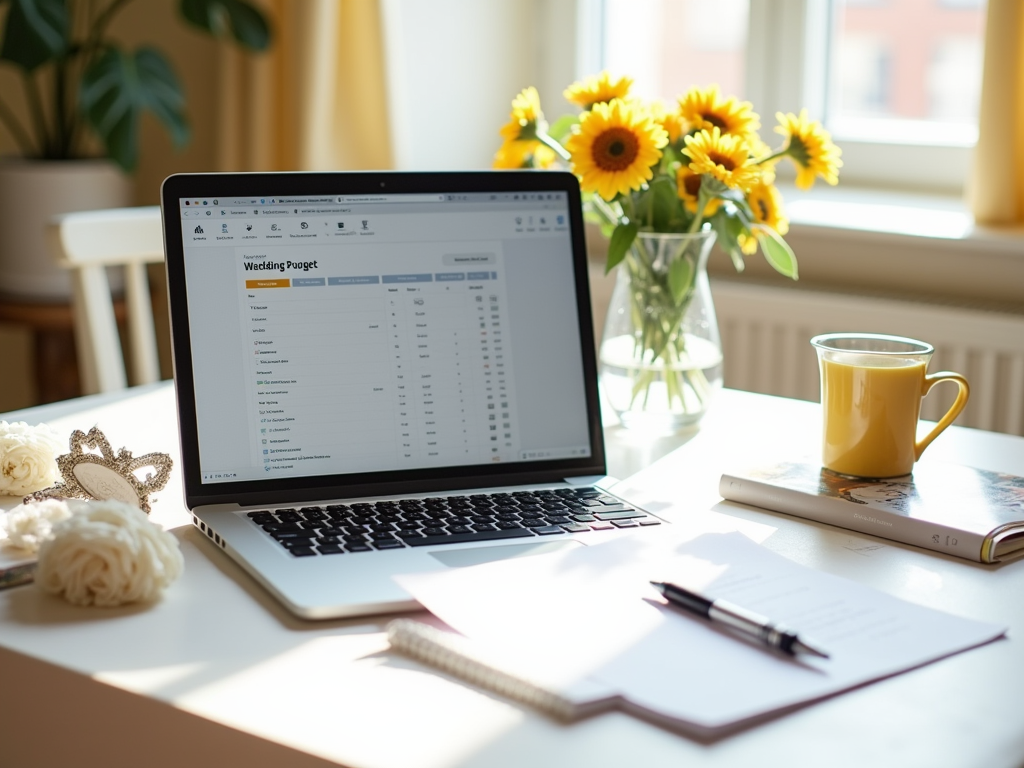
[0,421,62,496]
[36,499,183,607]
[0,499,72,553]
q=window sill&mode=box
[706,185,1024,311]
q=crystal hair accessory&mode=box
[25,427,172,513]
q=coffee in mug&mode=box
[810,333,969,479]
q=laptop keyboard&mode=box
[244,487,661,557]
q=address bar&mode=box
[335,194,446,204]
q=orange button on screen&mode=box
[245,279,290,289]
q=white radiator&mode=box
[711,279,1024,436]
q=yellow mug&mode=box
[810,333,970,479]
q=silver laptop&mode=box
[161,171,667,619]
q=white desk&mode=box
[2,383,1023,768]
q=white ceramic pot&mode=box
[0,159,132,300]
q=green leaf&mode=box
[0,0,69,71]
[711,212,747,272]
[605,222,638,274]
[649,175,681,231]
[80,46,190,172]
[668,256,694,305]
[547,113,577,143]
[179,0,271,50]
[755,226,799,279]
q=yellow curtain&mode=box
[216,0,393,172]
[968,0,1024,225]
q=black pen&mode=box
[649,581,830,659]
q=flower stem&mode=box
[536,131,572,162]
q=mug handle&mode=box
[915,371,970,460]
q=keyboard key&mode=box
[289,546,317,557]
[273,531,313,541]
[639,518,662,526]
[571,514,596,523]
[590,522,615,531]
[560,523,591,533]
[544,516,571,525]
[345,543,372,553]
[406,528,535,547]
[317,544,344,555]
[372,540,405,550]
[496,521,524,529]
[316,535,341,545]
[533,526,566,536]
[594,510,644,521]
[611,519,639,528]
[422,527,447,536]
[397,530,423,539]
[447,525,472,534]
[247,510,271,518]
[472,524,498,532]
[263,522,303,533]
[525,520,552,529]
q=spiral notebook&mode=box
[389,530,1006,738]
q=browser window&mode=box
[177,192,591,484]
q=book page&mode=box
[396,528,1005,731]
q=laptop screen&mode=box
[165,173,600,501]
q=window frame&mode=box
[744,0,976,195]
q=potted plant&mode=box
[0,0,271,299]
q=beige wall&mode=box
[0,3,221,411]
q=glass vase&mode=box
[598,230,723,434]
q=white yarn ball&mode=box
[0,421,62,495]
[0,499,72,553]
[36,499,183,607]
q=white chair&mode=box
[47,206,164,395]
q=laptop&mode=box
[161,171,667,619]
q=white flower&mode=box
[36,499,183,607]
[0,499,72,553]
[0,421,62,496]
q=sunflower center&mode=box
[683,174,703,198]
[707,151,736,171]
[592,127,640,172]
[702,113,728,130]
[787,134,811,166]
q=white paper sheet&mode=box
[396,529,1006,730]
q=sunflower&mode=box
[564,71,633,110]
[738,178,789,254]
[747,179,789,235]
[678,85,760,139]
[565,99,667,201]
[492,139,556,170]
[675,165,722,217]
[648,100,686,145]
[499,87,546,143]
[683,127,761,192]
[775,109,842,189]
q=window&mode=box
[591,0,989,194]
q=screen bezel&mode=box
[161,170,606,510]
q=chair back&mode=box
[47,206,164,394]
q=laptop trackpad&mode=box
[429,539,583,568]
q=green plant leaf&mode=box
[547,113,577,143]
[0,0,69,71]
[80,46,190,172]
[668,256,694,305]
[605,221,637,274]
[649,175,681,231]
[179,0,272,50]
[711,212,747,272]
[755,225,799,279]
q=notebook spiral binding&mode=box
[386,619,576,721]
